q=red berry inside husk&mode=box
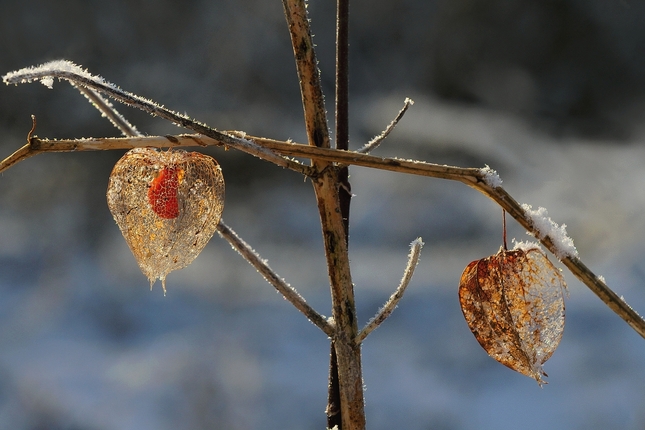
[148,167,180,219]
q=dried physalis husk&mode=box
[458,244,566,386]
[107,148,225,294]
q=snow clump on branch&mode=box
[521,204,578,259]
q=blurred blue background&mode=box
[1,0,645,429]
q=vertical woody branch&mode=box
[335,0,352,232]
[281,0,330,152]
[329,0,353,428]
[282,0,365,429]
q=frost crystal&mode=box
[480,165,503,188]
[3,60,99,87]
[511,239,541,252]
[521,204,578,259]
[39,77,54,89]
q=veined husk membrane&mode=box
[107,148,224,294]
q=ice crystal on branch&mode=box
[480,165,503,188]
[3,60,99,88]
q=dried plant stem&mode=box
[357,238,424,344]
[330,0,351,426]
[336,0,350,153]
[3,62,311,176]
[3,133,643,340]
[282,0,331,152]
[0,132,481,181]
[216,221,334,337]
[283,0,365,428]
[312,172,364,430]
[358,98,414,154]
[0,132,313,177]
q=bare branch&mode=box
[2,136,644,339]
[12,132,640,339]
[0,133,481,181]
[3,61,312,176]
[18,132,645,338]
[281,0,331,152]
[358,98,414,154]
[0,142,35,173]
[356,238,424,344]
[216,220,334,338]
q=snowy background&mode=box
[2,0,645,429]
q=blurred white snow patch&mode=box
[481,165,502,188]
[521,204,578,259]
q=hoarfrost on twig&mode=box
[511,239,541,252]
[3,60,104,88]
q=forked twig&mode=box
[216,221,334,337]
[71,73,333,338]
[2,61,313,176]
[358,98,414,154]
[74,85,140,137]
[283,2,365,428]
[356,238,424,344]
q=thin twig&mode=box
[335,0,352,238]
[329,2,351,427]
[358,98,414,154]
[216,220,334,337]
[74,84,140,137]
[3,61,312,176]
[336,0,350,153]
[356,238,424,344]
